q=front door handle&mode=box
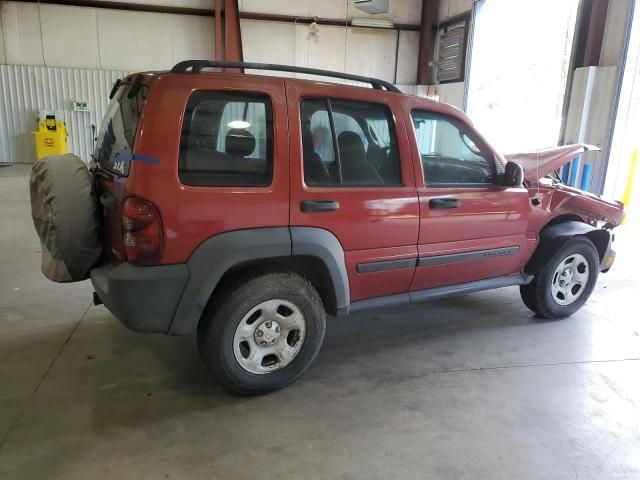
[300,200,340,213]
[429,197,460,209]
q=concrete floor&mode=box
[1,163,639,479]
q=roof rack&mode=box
[170,60,401,93]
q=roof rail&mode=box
[170,60,401,93]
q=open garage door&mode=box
[465,0,579,154]
[605,0,640,229]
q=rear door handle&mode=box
[300,200,340,213]
[429,197,460,209]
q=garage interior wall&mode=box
[0,64,128,164]
[433,0,474,108]
[0,0,423,163]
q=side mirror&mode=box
[501,161,524,187]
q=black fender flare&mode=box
[167,227,350,335]
[524,221,611,275]
[290,227,350,312]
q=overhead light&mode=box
[351,18,394,29]
[228,120,250,129]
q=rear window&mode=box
[179,91,273,187]
[94,81,147,176]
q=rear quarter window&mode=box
[94,81,147,176]
[179,91,273,187]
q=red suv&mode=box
[30,61,624,395]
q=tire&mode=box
[519,236,600,319]
[197,272,326,395]
[30,154,102,282]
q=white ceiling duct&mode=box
[353,0,390,15]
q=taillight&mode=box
[122,197,162,265]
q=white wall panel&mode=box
[2,2,44,66]
[346,27,397,83]
[1,1,215,71]
[435,82,465,109]
[439,0,473,21]
[293,24,346,80]
[241,19,295,75]
[242,19,408,86]
[40,4,100,69]
[397,84,430,96]
[240,0,348,20]
[242,20,408,84]
[170,15,215,64]
[98,0,214,8]
[0,65,129,164]
[97,10,173,71]
[396,31,419,84]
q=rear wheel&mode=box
[520,237,600,319]
[198,272,326,395]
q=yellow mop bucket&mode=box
[33,116,69,160]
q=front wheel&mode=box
[198,272,326,395]
[520,236,600,319]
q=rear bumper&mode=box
[91,262,189,333]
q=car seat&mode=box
[338,131,383,185]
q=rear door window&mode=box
[94,82,147,176]
[179,91,273,187]
[300,98,402,187]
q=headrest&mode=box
[190,109,217,135]
[338,131,365,160]
[225,128,256,157]
[302,124,315,152]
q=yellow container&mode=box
[32,118,69,160]
[621,148,638,225]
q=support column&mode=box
[213,0,244,72]
[574,0,610,68]
[417,0,438,85]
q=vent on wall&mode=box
[354,0,390,15]
[436,20,468,83]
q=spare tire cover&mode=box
[30,154,102,282]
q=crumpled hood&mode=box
[504,143,600,183]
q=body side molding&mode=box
[355,246,520,274]
[417,246,520,267]
[347,274,532,314]
[356,258,417,274]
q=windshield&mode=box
[94,81,147,176]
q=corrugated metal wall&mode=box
[0,65,129,164]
